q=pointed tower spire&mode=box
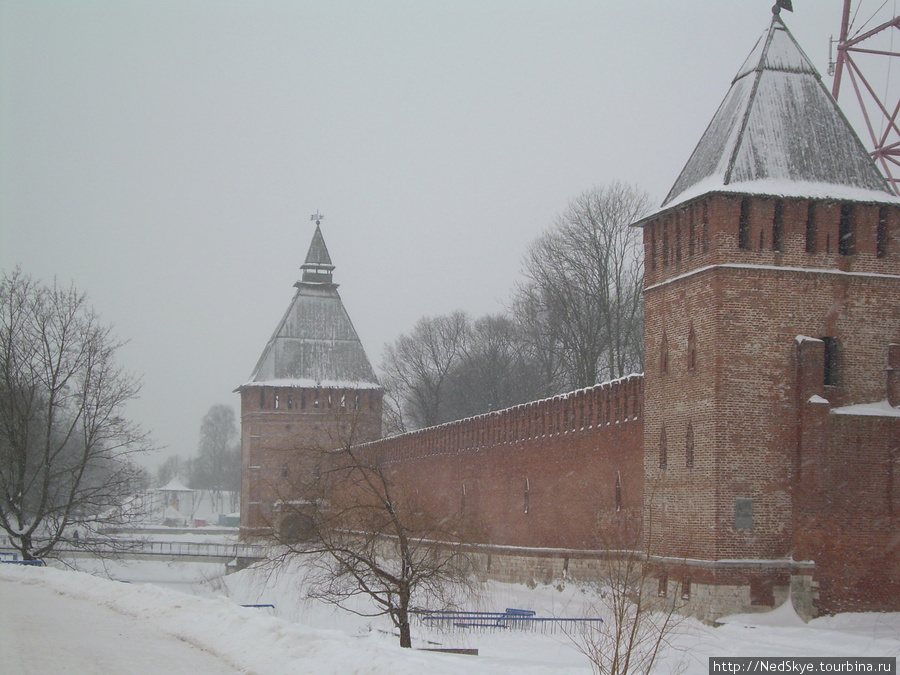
[657,12,895,214]
[300,219,335,285]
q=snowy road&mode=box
[0,575,241,674]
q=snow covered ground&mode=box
[1,557,898,674]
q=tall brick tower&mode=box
[636,11,900,619]
[237,224,383,539]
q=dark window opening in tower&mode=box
[877,206,889,258]
[657,574,668,597]
[805,201,817,253]
[773,199,784,252]
[739,197,751,250]
[823,337,840,386]
[524,477,530,514]
[301,390,306,409]
[659,425,668,469]
[685,422,694,468]
[687,324,697,371]
[681,576,692,601]
[259,388,265,409]
[689,217,696,257]
[660,332,669,375]
[675,220,682,263]
[839,204,855,256]
[663,222,670,265]
[287,390,293,409]
[758,229,765,250]
[615,471,622,512]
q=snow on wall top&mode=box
[658,14,895,214]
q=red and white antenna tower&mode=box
[830,0,900,194]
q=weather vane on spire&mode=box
[773,0,793,15]
[311,211,324,226]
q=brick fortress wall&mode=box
[359,376,644,552]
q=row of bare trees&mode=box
[382,182,649,432]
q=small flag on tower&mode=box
[774,0,793,13]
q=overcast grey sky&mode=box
[1,1,894,470]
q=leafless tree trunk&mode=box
[0,269,153,561]
[514,183,649,391]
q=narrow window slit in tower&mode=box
[877,206,888,258]
[615,471,623,512]
[805,201,817,253]
[772,199,784,252]
[659,425,668,469]
[686,422,694,468]
[839,203,855,255]
[739,197,751,250]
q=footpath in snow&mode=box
[1,561,898,674]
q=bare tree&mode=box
[156,454,185,487]
[567,489,688,675]
[269,417,478,648]
[0,269,153,560]
[380,311,469,429]
[191,404,240,511]
[514,183,650,390]
[443,313,545,420]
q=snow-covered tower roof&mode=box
[242,226,380,390]
[657,11,898,215]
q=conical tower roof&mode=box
[657,12,897,215]
[242,226,380,389]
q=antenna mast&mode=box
[830,0,900,194]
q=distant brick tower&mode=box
[237,223,382,539]
[636,12,900,619]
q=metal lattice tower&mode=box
[830,0,900,194]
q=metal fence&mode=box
[415,608,603,635]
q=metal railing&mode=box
[415,608,603,634]
[52,539,266,560]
